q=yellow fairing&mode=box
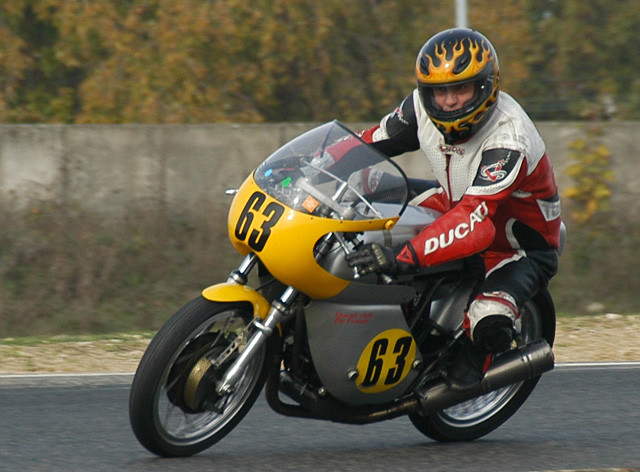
[228,176,399,299]
[202,283,271,320]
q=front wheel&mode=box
[409,290,555,442]
[129,297,276,457]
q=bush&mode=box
[551,218,640,315]
[0,198,237,336]
[551,124,639,315]
[1,176,637,337]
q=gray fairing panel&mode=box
[305,300,422,405]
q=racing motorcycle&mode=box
[129,121,561,457]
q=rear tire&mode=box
[409,290,555,442]
[129,296,276,457]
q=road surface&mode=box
[1,363,639,472]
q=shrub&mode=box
[0,197,236,336]
[551,124,640,315]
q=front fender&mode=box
[201,283,271,320]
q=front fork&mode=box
[215,232,340,395]
[215,254,297,395]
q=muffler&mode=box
[268,340,553,424]
[416,339,554,414]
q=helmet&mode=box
[416,28,499,143]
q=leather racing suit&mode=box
[352,89,562,342]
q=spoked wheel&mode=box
[409,290,555,442]
[129,297,276,457]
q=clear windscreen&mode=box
[253,121,409,220]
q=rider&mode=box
[344,28,562,388]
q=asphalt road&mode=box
[1,364,639,472]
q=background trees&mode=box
[2,0,640,335]
[1,0,639,124]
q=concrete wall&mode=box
[1,122,638,218]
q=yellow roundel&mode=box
[356,329,416,394]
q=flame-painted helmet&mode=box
[416,28,499,143]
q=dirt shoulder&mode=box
[0,314,638,375]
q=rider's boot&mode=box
[445,336,491,390]
[474,314,516,353]
[445,314,515,390]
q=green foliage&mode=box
[2,1,640,330]
[551,217,640,315]
[0,197,236,336]
[563,125,614,225]
[551,123,640,315]
[2,191,638,337]
[2,0,639,123]
[513,0,640,119]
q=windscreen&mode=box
[253,121,409,220]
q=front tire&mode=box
[129,297,275,457]
[409,290,555,442]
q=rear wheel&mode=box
[409,290,555,441]
[129,296,275,457]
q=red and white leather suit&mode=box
[356,89,562,341]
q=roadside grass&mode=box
[0,331,154,374]
[0,332,154,347]
[0,198,238,338]
[1,313,638,374]
[1,195,639,339]
[1,313,635,344]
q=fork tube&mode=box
[227,254,258,285]
[216,286,298,395]
[313,233,336,259]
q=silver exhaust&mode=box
[416,340,554,414]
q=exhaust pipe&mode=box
[268,340,553,424]
[416,339,554,414]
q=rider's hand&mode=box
[346,241,421,277]
[346,243,396,276]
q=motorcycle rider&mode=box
[344,28,562,388]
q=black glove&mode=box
[345,242,396,276]
[346,242,421,277]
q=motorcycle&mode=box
[129,121,560,457]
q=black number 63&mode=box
[234,191,284,251]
